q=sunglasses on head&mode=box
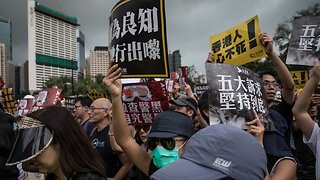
[135,125,151,132]
[147,137,185,151]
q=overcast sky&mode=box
[0,0,318,74]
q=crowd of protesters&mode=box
[0,32,320,180]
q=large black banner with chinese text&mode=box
[109,0,169,78]
[205,63,272,130]
[122,80,169,125]
[286,16,320,66]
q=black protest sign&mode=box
[194,84,208,96]
[109,0,169,78]
[122,80,169,125]
[205,63,272,130]
[65,96,76,110]
[286,16,320,66]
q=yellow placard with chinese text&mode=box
[209,16,267,65]
[88,89,106,101]
[290,70,309,89]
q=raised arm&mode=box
[260,33,295,104]
[292,61,320,140]
[103,64,152,176]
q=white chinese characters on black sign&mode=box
[205,63,272,130]
[109,0,169,77]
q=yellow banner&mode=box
[88,89,106,101]
[209,16,267,65]
[290,70,309,89]
[2,87,17,114]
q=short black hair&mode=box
[75,96,93,107]
[198,91,208,112]
[259,70,277,79]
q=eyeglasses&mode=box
[263,81,279,88]
[88,107,107,112]
[135,125,151,132]
[147,137,186,151]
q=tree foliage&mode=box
[44,74,108,98]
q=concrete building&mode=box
[168,50,182,72]
[76,29,85,79]
[0,43,14,88]
[0,16,12,61]
[23,61,29,91]
[0,43,5,82]
[87,46,109,81]
[6,60,14,88]
[14,65,21,95]
[27,0,78,90]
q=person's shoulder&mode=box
[71,172,105,180]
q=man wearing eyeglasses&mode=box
[104,64,194,177]
[89,98,133,179]
[73,96,96,137]
[259,33,297,179]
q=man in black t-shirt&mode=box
[89,98,132,179]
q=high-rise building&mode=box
[0,16,12,61]
[5,60,14,88]
[168,50,182,72]
[27,0,78,90]
[0,43,13,87]
[14,65,21,95]
[87,46,109,81]
[23,61,29,91]
[0,43,5,81]
[76,29,85,79]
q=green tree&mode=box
[44,76,73,97]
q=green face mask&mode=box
[151,146,179,168]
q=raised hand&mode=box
[246,109,265,146]
[103,64,122,98]
[259,33,273,55]
[311,59,320,80]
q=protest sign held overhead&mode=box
[290,70,309,89]
[205,63,272,130]
[2,87,16,114]
[65,96,77,110]
[122,80,169,125]
[109,0,169,78]
[31,88,62,112]
[194,84,208,97]
[209,16,267,65]
[286,16,320,66]
[17,97,35,116]
[88,89,106,101]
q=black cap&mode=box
[169,97,198,113]
[147,110,194,138]
[6,117,54,166]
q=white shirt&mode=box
[303,123,320,179]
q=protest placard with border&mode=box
[209,16,267,65]
[122,80,169,125]
[109,0,169,78]
[205,63,273,130]
[286,16,320,66]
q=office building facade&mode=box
[0,16,12,61]
[168,50,182,72]
[87,46,109,81]
[76,29,85,79]
[28,0,78,90]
